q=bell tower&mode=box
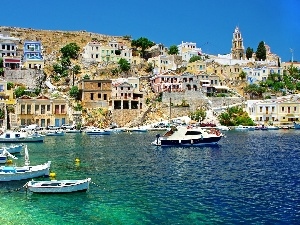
[231,26,245,60]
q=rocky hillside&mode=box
[1,26,134,78]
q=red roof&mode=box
[4,58,21,63]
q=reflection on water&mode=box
[0,130,300,224]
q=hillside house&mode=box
[78,79,112,108]
[22,41,44,69]
[16,95,70,127]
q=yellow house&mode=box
[247,98,300,126]
[186,60,206,74]
[16,95,70,128]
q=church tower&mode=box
[231,26,245,60]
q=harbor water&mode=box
[0,130,300,224]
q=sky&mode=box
[2,0,299,62]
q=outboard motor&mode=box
[156,134,160,145]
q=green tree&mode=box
[73,103,83,111]
[0,109,4,119]
[239,71,247,80]
[296,82,300,91]
[60,43,80,59]
[69,86,79,99]
[244,84,266,99]
[218,106,255,126]
[118,58,130,73]
[189,55,202,63]
[7,82,14,90]
[83,74,90,79]
[53,63,63,75]
[168,45,179,55]
[145,63,154,73]
[131,37,155,58]
[246,47,253,59]
[190,109,206,122]
[61,57,71,70]
[72,65,81,75]
[256,41,266,61]
[14,86,26,98]
[0,57,3,76]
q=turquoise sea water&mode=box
[0,130,300,225]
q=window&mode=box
[128,87,130,90]
[294,107,297,112]
[121,87,123,90]
[21,105,25,114]
[98,93,101,98]
[104,94,107,100]
[260,107,262,112]
[272,106,275,112]
[47,105,50,111]
[281,107,284,112]
[61,105,66,114]
[35,105,39,113]
[91,93,94,100]
[96,54,98,58]
[41,105,46,114]
[27,105,31,114]
[98,83,101,88]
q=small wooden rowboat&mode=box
[26,178,91,193]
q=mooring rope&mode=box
[0,182,28,193]
[90,181,111,192]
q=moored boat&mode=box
[0,144,23,154]
[234,125,250,131]
[46,131,65,136]
[26,178,91,193]
[267,125,279,130]
[152,126,222,147]
[0,148,18,163]
[0,130,45,143]
[126,127,148,132]
[0,145,51,181]
[85,127,110,135]
[293,122,300,129]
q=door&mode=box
[55,119,60,127]
[41,119,45,127]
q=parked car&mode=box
[61,124,76,130]
[21,124,42,131]
[154,122,168,128]
[47,125,60,130]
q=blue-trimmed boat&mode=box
[0,131,44,143]
[293,122,300,129]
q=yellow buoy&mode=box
[49,172,56,177]
[75,158,80,163]
[6,159,13,164]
